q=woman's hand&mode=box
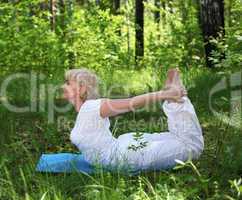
[162,85,187,103]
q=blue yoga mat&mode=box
[36,153,95,174]
[36,153,141,175]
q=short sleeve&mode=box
[80,98,102,119]
[74,98,107,132]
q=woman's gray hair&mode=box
[64,68,100,100]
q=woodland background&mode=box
[0,0,241,199]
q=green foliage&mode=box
[0,1,65,75]
[1,67,241,199]
[0,0,241,199]
[127,132,148,151]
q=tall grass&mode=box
[0,67,241,199]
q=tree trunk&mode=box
[96,0,101,6]
[154,0,160,24]
[135,0,144,64]
[161,1,166,26]
[58,0,65,32]
[112,0,121,35]
[199,0,225,68]
[113,0,120,14]
[50,0,57,31]
[125,0,131,66]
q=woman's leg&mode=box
[161,68,204,157]
[138,96,204,170]
[129,67,193,143]
[162,96,204,158]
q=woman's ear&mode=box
[79,84,86,93]
[79,84,87,100]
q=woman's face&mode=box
[62,79,81,104]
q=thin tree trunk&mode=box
[113,0,120,14]
[125,0,131,66]
[96,0,100,6]
[58,0,65,33]
[50,0,56,31]
[161,1,166,26]
[135,0,144,64]
[199,0,225,68]
[154,0,160,24]
[112,0,121,35]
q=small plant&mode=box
[127,131,148,151]
[228,178,242,198]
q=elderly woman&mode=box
[62,68,204,171]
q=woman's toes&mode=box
[164,68,179,89]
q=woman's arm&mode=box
[100,87,186,118]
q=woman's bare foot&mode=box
[164,68,177,90]
[163,68,187,103]
[164,68,185,89]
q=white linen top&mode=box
[70,98,118,164]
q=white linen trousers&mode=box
[70,96,204,171]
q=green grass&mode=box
[0,67,241,200]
